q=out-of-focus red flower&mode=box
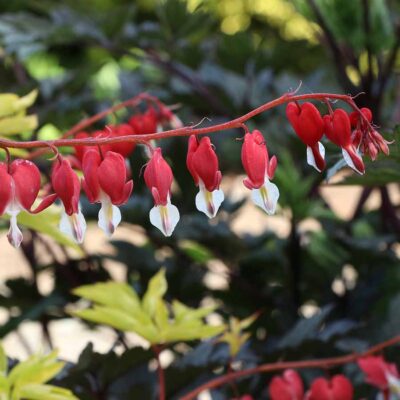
[358,356,400,391]
[129,107,158,135]
[269,369,304,400]
[286,102,325,172]
[306,375,353,400]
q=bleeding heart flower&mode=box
[51,157,86,243]
[306,375,353,400]
[358,356,400,394]
[82,149,133,236]
[286,102,325,172]
[241,130,279,215]
[144,148,180,236]
[106,124,136,158]
[0,160,57,247]
[269,369,304,400]
[129,107,158,135]
[323,109,365,174]
[349,107,372,129]
[186,135,224,218]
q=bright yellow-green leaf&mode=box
[9,351,64,386]
[142,268,167,317]
[0,343,6,375]
[0,90,38,119]
[162,324,225,342]
[71,306,159,342]
[154,299,169,330]
[37,123,61,141]
[172,300,217,323]
[14,90,38,112]
[0,115,38,135]
[238,312,259,330]
[19,383,78,400]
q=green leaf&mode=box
[18,383,78,400]
[0,343,6,375]
[0,115,38,135]
[142,268,167,318]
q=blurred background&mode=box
[0,0,399,399]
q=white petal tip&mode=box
[60,209,87,243]
[195,188,224,218]
[306,142,325,172]
[342,148,364,175]
[149,202,180,237]
[251,180,279,215]
[7,214,23,248]
[98,201,121,237]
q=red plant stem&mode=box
[1,92,363,152]
[179,335,400,400]
[153,345,166,400]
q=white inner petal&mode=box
[7,211,23,248]
[387,372,400,394]
[98,198,121,237]
[306,142,325,172]
[60,207,87,244]
[195,186,224,218]
[342,148,364,175]
[149,200,180,237]
[251,178,279,215]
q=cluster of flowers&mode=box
[235,356,400,400]
[0,100,389,246]
[286,102,389,174]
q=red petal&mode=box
[82,149,101,203]
[52,158,81,215]
[324,109,352,147]
[98,151,130,204]
[108,124,136,157]
[358,356,399,389]
[286,102,324,146]
[189,136,221,191]
[144,148,173,206]
[269,370,303,400]
[186,135,199,185]
[0,163,12,215]
[241,130,268,189]
[31,193,58,214]
[330,375,353,400]
[10,159,41,211]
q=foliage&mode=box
[0,343,77,400]
[0,0,398,399]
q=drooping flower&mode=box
[0,160,57,247]
[269,369,304,400]
[186,135,224,218]
[144,148,180,236]
[51,157,86,243]
[82,149,133,236]
[286,102,325,172]
[157,104,183,129]
[349,107,372,130]
[306,375,353,400]
[129,107,158,135]
[241,130,279,215]
[323,109,365,174]
[358,356,400,394]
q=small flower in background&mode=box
[187,135,224,218]
[286,102,326,172]
[358,355,400,395]
[323,109,365,174]
[82,149,133,236]
[129,107,158,134]
[157,103,183,129]
[305,375,353,400]
[52,157,86,243]
[241,130,279,215]
[106,124,136,158]
[0,160,57,247]
[144,148,180,236]
[269,369,304,400]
